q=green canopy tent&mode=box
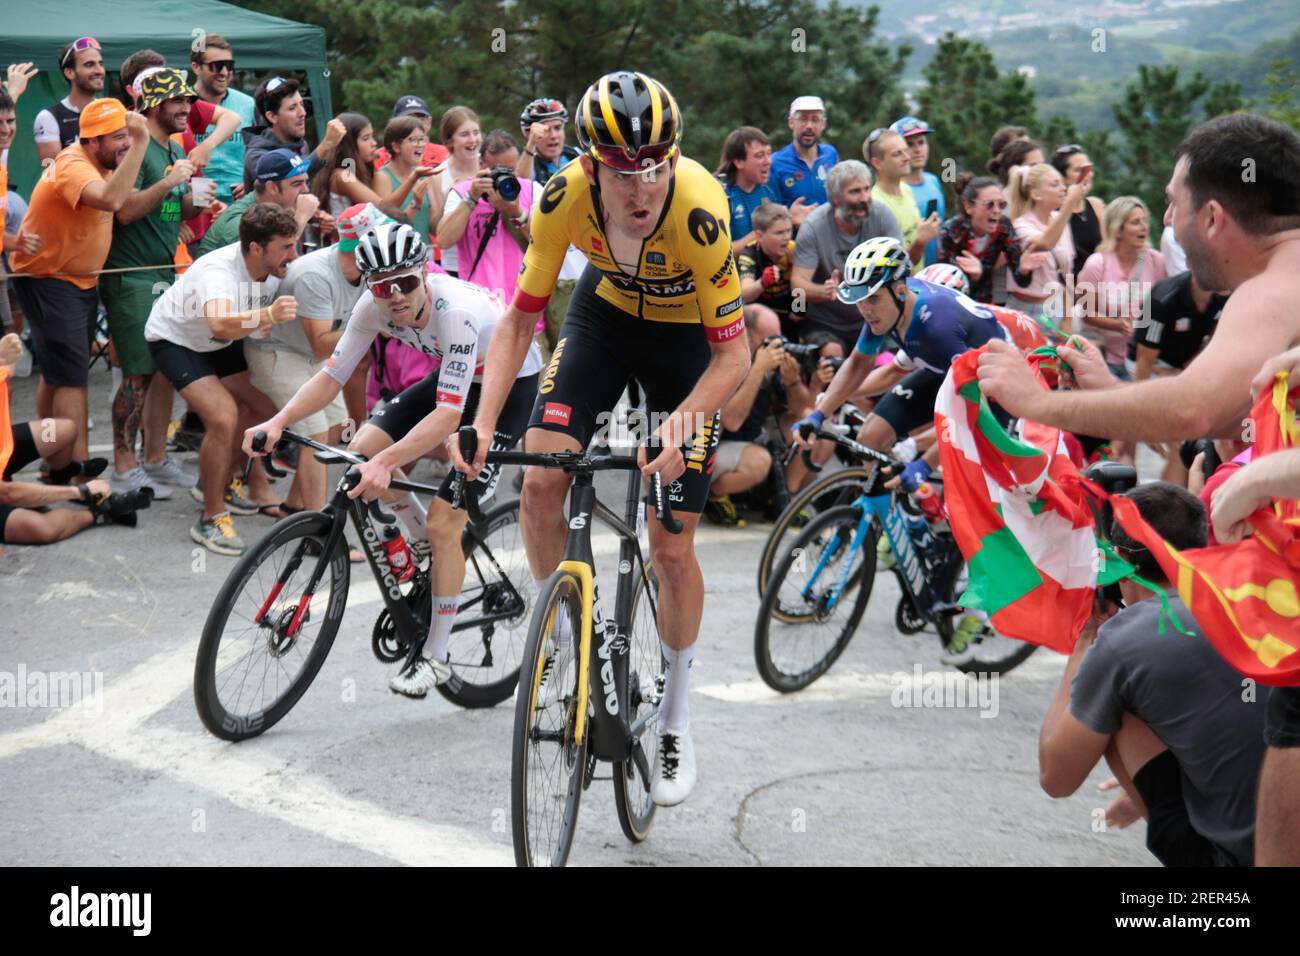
[0,0,332,196]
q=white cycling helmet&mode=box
[837,236,911,304]
[917,262,971,295]
[355,222,428,276]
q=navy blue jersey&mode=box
[854,278,1006,374]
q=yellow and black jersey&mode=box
[514,156,745,343]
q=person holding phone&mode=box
[892,115,945,266]
[1052,144,1108,282]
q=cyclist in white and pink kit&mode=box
[245,222,542,696]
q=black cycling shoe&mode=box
[86,486,153,527]
[45,458,109,485]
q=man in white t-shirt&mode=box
[145,203,300,554]
[33,36,105,164]
[247,203,387,511]
[245,223,543,697]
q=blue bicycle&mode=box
[753,426,1036,691]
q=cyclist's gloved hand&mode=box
[898,458,932,493]
[792,408,825,441]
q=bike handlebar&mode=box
[796,423,906,475]
[451,426,683,535]
[254,429,444,500]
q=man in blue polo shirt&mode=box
[892,115,945,266]
[771,95,839,211]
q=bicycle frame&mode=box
[557,474,656,781]
[804,486,948,622]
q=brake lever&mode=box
[451,426,486,524]
[644,440,683,535]
[798,423,822,474]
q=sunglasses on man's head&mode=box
[1054,143,1084,156]
[367,272,423,299]
[60,36,100,69]
[202,59,236,73]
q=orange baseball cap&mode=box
[79,98,127,138]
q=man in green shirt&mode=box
[196,148,316,255]
[865,129,940,273]
[100,68,202,498]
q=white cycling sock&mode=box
[659,642,694,733]
[423,594,459,662]
[391,494,428,542]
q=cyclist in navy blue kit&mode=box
[793,236,1008,490]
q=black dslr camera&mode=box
[489,165,521,201]
[762,335,824,378]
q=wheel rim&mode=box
[522,582,583,866]
[210,530,339,722]
[762,513,869,685]
[620,569,662,831]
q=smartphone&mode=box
[924,198,938,219]
[1078,163,1093,181]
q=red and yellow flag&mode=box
[1109,373,1300,685]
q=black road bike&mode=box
[193,429,532,741]
[452,428,681,867]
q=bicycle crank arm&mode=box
[628,736,653,793]
[927,601,967,618]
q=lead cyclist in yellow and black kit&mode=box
[454,71,751,807]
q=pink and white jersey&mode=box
[325,273,543,413]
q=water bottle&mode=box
[915,482,945,524]
[382,525,415,582]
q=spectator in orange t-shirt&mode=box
[9,99,150,464]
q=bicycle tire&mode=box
[613,564,661,843]
[194,512,348,741]
[436,499,531,709]
[932,548,1039,676]
[757,466,876,606]
[511,569,587,867]
[754,505,876,692]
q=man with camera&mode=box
[707,310,813,526]
[437,130,532,304]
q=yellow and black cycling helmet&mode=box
[574,71,682,174]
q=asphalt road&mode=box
[0,365,1151,866]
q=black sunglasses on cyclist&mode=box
[202,59,236,73]
[367,272,423,299]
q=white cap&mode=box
[789,95,826,116]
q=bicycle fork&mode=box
[556,482,643,773]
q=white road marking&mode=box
[695,653,1065,704]
[0,645,511,865]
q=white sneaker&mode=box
[389,656,452,698]
[651,726,697,807]
[143,455,197,489]
[110,465,173,500]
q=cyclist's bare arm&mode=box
[243,368,346,456]
[372,406,462,470]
